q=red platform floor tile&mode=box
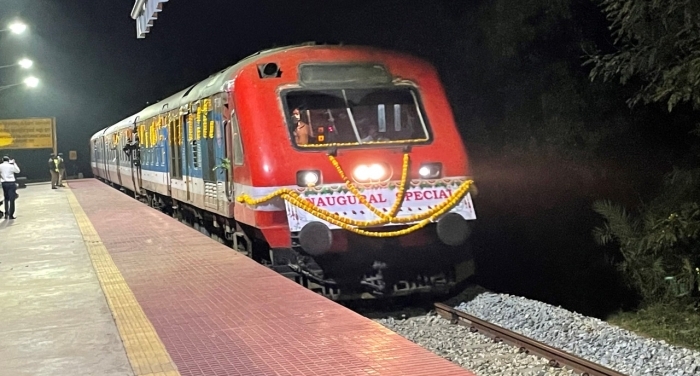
[70,179,474,376]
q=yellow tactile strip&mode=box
[66,188,180,376]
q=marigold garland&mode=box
[387,153,409,218]
[236,153,474,237]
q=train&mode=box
[90,43,477,300]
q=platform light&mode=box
[0,76,39,92]
[24,76,39,88]
[18,58,33,69]
[8,21,27,34]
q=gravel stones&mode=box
[456,293,700,376]
[375,292,700,375]
[376,313,574,375]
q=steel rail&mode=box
[434,303,627,376]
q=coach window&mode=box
[192,140,199,169]
[231,111,244,165]
[192,140,200,169]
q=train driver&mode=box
[361,125,390,142]
[291,108,314,145]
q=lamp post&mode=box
[0,58,33,70]
[1,21,28,34]
[0,76,39,92]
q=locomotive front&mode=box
[235,47,476,298]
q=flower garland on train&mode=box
[236,153,474,237]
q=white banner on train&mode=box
[284,180,476,232]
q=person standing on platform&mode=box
[57,153,66,187]
[0,156,20,220]
[48,154,60,189]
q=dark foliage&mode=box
[586,0,700,112]
[594,169,700,303]
[588,0,700,305]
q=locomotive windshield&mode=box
[284,87,431,148]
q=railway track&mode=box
[434,303,627,376]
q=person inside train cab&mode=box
[361,125,389,142]
[291,108,313,145]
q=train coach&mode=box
[90,43,477,300]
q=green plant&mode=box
[593,169,700,303]
[607,302,700,351]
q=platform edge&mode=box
[66,186,180,376]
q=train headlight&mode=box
[353,163,389,182]
[353,165,371,182]
[419,163,442,179]
[296,170,321,187]
[369,164,386,180]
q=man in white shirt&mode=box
[0,156,20,219]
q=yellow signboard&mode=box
[0,118,55,150]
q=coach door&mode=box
[229,109,243,197]
[181,107,193,202]
[170,105,191,202]
[129,119,141,195]
[113,133,123,187]
[167,113,182,197]
[160,106,172,195]
[101,136,109,180]
[202,96,223,211]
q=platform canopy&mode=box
[132,0,168,39]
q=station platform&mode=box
[0,180,474,376]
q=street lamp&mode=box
[24,76,39,87]
[0,76,40,92]
[2,21,28,34]
[0,58,34,70]
[18,58,33,69]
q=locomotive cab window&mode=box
[283,87,431,148]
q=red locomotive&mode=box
[91,43,477,300]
